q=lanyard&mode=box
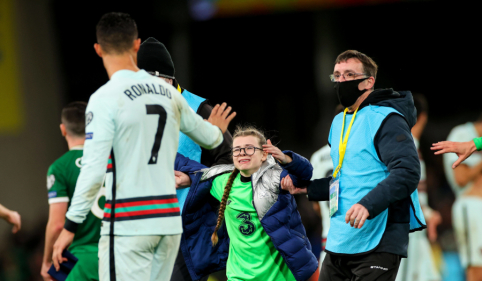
[332,107,358,178]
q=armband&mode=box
[64,218,79,233]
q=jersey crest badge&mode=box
[75,157,82,168]
[86,112,93,126]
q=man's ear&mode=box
[94,43,103,57]
[133,38,141,53]
[60,124,67,137]
[367,77,375,89]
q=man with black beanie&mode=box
[138,37,232,281]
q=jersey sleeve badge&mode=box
[86,111,93,126]
[47,174,55,190]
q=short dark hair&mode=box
[96,12,138,54]
[335,50,378,79]
[412,93,428,118]
[61,102,87,137]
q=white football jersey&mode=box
[66,70,223,236]
[444,122,482,197]
[310,144,333,239]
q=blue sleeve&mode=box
[358,114,420,219]
[175,153,208,184]
[278,151,330,201]
[279,151,313,182]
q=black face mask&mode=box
[334,78,368,107]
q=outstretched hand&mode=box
[175,171,191,189]
[6,210,21,234]
[262,139,292,164]
[281,175,307,195]
[207,103,236,134]
[431,140,477,168]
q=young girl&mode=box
[174,126,318,281]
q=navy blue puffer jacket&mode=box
[175,151,318,281]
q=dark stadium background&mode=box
[0,0,478,280]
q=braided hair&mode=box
[211,125,267,246]
[211,168,239,246]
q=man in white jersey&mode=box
[396,94,441,281]
[443,115,482,281]
[51,12,235,281]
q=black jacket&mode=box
[196,100,233,166]
[308,89,421,257]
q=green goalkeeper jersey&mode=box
[47,146,105,252]
[210,173,295,281]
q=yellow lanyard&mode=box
[332,107,358,178]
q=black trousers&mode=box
[319,252,401,281]
[170,247,209,281]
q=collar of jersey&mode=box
[111,69,148,80]
[70,145,84,150]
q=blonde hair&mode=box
[211,125,267,246]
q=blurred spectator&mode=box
[442,115,482,281]
[396,93,441,281]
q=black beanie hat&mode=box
[138,37,175,79]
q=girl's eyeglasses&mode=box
[232,146,263,157]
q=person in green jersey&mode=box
[432,137,482,168]
[41,102,105,281]
[174,126,318,281]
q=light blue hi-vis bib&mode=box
[326,105,425,255]
[409,189,426,231]
[177,90,206,213]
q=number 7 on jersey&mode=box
[146,105,167,164]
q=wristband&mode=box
[64,218,79,233]
[474,137,482,151]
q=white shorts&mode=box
[452,196,482,269]
[99,234,181,281]
[396,230,441,281]
[319,250,327,271]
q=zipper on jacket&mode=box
[251,180,294,270]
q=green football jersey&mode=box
[211,173,295,281]
[47,146,105,251]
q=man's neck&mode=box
[103,53,139,79]
[347,89,373,112]
[66,136,85,150]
